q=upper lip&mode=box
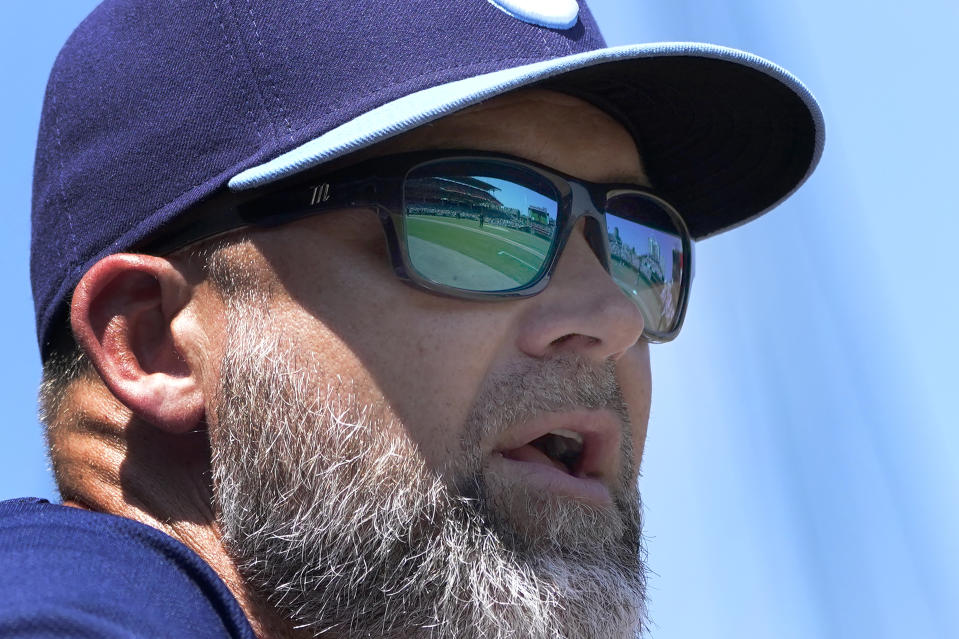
[491,409,623,484]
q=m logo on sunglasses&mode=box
[309,183,331,205]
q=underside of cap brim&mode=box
[228,42,824,240]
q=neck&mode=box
[54,391,302,639]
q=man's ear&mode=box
[71,253,205,433]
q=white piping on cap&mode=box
[487,0,579,29]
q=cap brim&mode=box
[228,42,824,240]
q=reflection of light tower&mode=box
[648,237,660,264]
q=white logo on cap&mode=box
[487,0,579,29]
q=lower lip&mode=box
[486,453,612,503]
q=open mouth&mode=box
[489,411,620,503]
[502,429,587,476]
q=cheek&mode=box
[616,345,652,467]
[384,314,504,455]
[326,305,513,468]
[271,234,515,467]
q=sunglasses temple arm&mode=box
[146,177,389,255]
[234,177,390,227]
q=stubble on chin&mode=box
[448,355,643,556]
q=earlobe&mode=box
[71,254,205,433]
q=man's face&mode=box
[205,89,652,638]
[225,89,653,486]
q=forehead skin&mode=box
[201,88,652,477]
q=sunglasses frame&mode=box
[147,150,695,342]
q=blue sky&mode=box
[3,2,957,638]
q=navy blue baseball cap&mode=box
[31,0,824,359]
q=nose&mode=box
[515,219,646,360]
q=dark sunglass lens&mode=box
[605,193,686,335]
[403,162,559,292]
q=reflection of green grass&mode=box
[610,259,680,331]
[475,222,551,255]
[406,216,548,284]
[413,216,550,252]
[610,259,649,292]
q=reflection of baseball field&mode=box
[406,216,550,287]
[406,237,520,289]
[610,259,673,329]
[610,258,646,292]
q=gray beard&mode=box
[210,305,648,638]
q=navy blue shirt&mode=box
[0,498,256,638]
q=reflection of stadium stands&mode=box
[527,205,554,239]
[407,176,555,234]
[608,228,666,284]
[637,255,665,283]
[491,216,528,230]
[408,176,502,207]
[407,176,515,222]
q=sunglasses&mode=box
[151,151,695,342]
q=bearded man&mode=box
[0,1,823,637]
